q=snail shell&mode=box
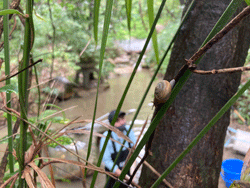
[153,80,172,106]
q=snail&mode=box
[153,79,175,106]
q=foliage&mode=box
[48,135,73,148]
[234,86,250,123]
[146,19,181,72]
[245,49,250,64]
[0,9,26,17]
[0,84,18,94]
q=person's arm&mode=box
[128,128,137,146]
[99,132,119,172]
[114,168,130,180]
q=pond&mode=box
[53,69,158,130]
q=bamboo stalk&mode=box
[18,0,33,186]
[3,0,14,177]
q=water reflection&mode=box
[56,69,158,129]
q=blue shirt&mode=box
[99,125,136,173]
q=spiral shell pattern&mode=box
[154,80,172,105]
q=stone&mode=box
[47,134,99,180]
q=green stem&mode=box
[48,0,56,79]
[109,0,195,176]
[18,0,33,186]
[3,0,14,176]
[111,0,168,187]
[33,65,40,118]
[89,0,114,187]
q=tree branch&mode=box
[191,65,250,75]
[190,5,250,63]
[173,6,250,83]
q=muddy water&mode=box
[53,69,158,130]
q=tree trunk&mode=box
[179,0,185,5]
[139,0,250,187]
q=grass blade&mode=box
[89,0,114,186]
[110,0,196,177]
[111,0,168,187]
[18,0,34,186]
[93,0,101,44]
[125,0,132,32]
[3,0,15,177]
[147,0,159,64]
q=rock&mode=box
[230,181,250,188]
[45,76,78,101]
[241,148,250,182]
[113,54,131,64]
[115,39,152,54]
[47,135,99,180]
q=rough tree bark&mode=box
[139,0,250,187]
[179,0,185,5]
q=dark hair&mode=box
[108,110,126,124]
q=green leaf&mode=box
[45,104,66,120]
[39,110,57,120]
[93,0,101,44]
[90,0,114,186]
[147,0,159,64]
[3,112,17,122]
[48,136,73,148]
[34,8,46,21]
[245,0,250,5]
[3,171,19,181]
[0,84,18,94]
[125,0,132,32]
[0,135,10,145]
[0,9,26,17]
[51,116,70,124]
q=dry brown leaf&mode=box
[74,119,132,143]
[28,162,55,188]
[36,157,116,180]
[43,146,56,187]
[12,149,17,159]
[9,173,18,188]
[134,118,148,148]
[51,116,82,137]
[28,126,37,146]
[22,166,36,188]
[64,130,129,149]
[25,144,36,164]
[0,173,18,188]
[19,118,95,166]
